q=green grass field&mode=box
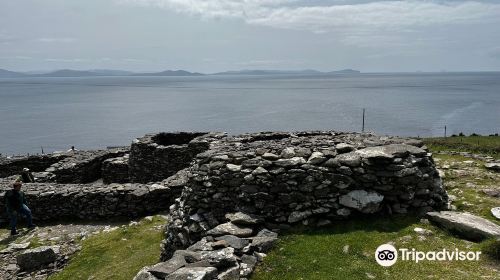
[423,135,500,159]
[252,216,499,280]
[48,217,165,280]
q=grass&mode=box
[252,216,499,280]
[48,216,165,280]
[423,135,500,159]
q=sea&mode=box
[0,72,499,155]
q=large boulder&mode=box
[339,190,384,213]
[16,246,60,271]
[427,211,500,241]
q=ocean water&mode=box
[0,72,499,155]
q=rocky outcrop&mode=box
[427,211,500,241]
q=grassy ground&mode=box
[423,135,500,159]
[253,136,500,280]
[49,216,165,280]
[252,216,499,280]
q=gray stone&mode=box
[166,267,218,280]
[16,246,60,272]
[307,152,327,165]
[250,237,278,252]
[215,235,250,249]
[336,143,355,153]
[356,144,426,160]
[262,153,279,160]
[225,212,263,225]
[339,190,384,213]
[288,210,312,223]
[226,164,241,172]
[427,211,500,241]
[491,207,500,220]
[274,157,306,167]
[240,255,257,277]
[200,247,237,268]
[485,162,500,172]
[148,256,187,279]
[217,265,240,280]
[134,267,160,280]
[207,222,253,237]
[256,229,278,238]
[335,153,361,167]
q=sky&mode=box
[1,0,500,73]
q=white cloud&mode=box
[121,0,500,33]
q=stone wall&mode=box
[43,148,129,183]
[102,155,130,184]
[128,132,223,183]
[0,154,68,178]
[159,131,448,262]
[0,170,187,222]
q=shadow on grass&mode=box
[280,214,421,237]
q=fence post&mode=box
[362,108,365,133]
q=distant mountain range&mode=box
[0,68,361,78]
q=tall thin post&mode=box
[444,125,447,138]
[362,108,365,133]
[41,146,44,154]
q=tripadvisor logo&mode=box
[375,244,482,267]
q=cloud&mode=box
[121,0,500,33]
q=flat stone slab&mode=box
[427,211,500,241]
[166,266,218,280]
[206,222,253,237]
[485,162,500,172]
[355,144,426,159]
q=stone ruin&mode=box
[0,131,449,279]
[135,131,448,280]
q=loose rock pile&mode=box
[135,212,278,280]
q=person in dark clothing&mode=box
[4,179,35,235]
[21,168,35,183]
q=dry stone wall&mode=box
[0,154,68,178]
[145,131,448,279]
[0,175,184,222]
[128,132,224,183]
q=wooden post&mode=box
[362,108,365,133]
